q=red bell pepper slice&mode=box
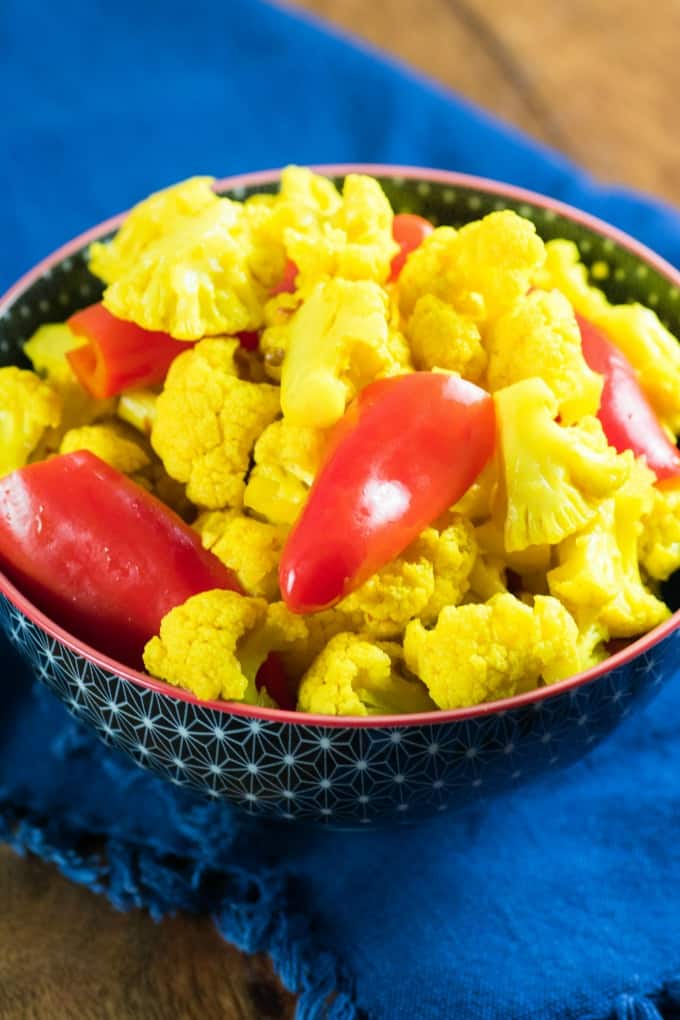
[67,303,192,399]
[390,213,434,281]
[279,373,496,613]
[578,315,680,482]
[270,259,298,295]
[0,451,241,668]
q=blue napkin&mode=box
[3,1,680,1017]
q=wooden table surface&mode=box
[3,1,680,1017]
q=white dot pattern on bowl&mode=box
[1,592,676,827]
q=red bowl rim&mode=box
[2,162,679,729]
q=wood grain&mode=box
[0,846,296,1020]
[3,1,679,1016]
[295,0,680,207]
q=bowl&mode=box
[2,165,680,828]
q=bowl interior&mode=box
[1,167,679,689]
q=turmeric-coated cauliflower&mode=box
[548,457,670,638]
[90,176,219,284]
[244,418,328,525]
[537,239,680,432]
[404,592,581,710]
[297,633,434,716]
[285,173,398,290]
[151,338,280,509]
[143,589,273,705]
[639,482,680,581]
[398,212,545,323]
[495,377,629,551]
[485,289,602,424]
[195,510,287,600]
[0,367,62,476]
[59,421,151,475]
[406,295,486,380]
[280,278,396,429]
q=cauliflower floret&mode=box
[335,520,477,639]
[59,421,151,475]
[101,200,267,340]
[0,367,62,476]
[259,291,302,382]
[398,212,545,323]
[143,589,273,705]
[537,239,680,432]
[473,522,554,587]
[486,289,602,424]
[117,388,159,436]
[639,482,680,580]
[195,510,287,600]
[263,602,354,678]
[90,176,219,284]
[548,457,670,638]
[451,457,499,523]
[338,548,435,640]
[151,338,280,509]
[297,633,434,716]
[23,323,115,443]
[495,377,629,551]
[286,173,398,289]
[280,278,396,429]
[403,592,581,710]
[406,295,486,380]
[244,418,328,525]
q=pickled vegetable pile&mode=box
[2,168,680,716]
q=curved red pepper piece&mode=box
[0,451,240,668]
[67,303,192,399]
[578,314,680,482]
[270,259,298,295]
[279,373,495,613]
[390,213,434,281]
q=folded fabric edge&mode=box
[0,795,361,1020]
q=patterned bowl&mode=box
[2,165,680,828]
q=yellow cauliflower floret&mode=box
[339,548,435,641]
[406,295,487,380]
[451,457,499,523]
[398,212,545,324]
[639,482,680,581]
[397,226,459,317]
[90,176,219,284]
[243,166,342,290]
[286,173,398,289]
[143,589,274,705]
[280,278,394,429]
[403,592,580,710]
[117,388,159,436]
[100,199,267,340]
[474,519,551,587]
[264,602,353,678]
[420,519,478,620]
[151,338,280,509]
[537,239,680,432]
[244,418,328,525]
[195,511,287,601]
[260,291,302,382]
[334,521,477,640]
[495,377,629,551]
[548,457,670,638]
[486,289,602,424]
[297,633,434,716]
[59,421,151,475]
[0,367,62,476]
[468,554,508,602]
